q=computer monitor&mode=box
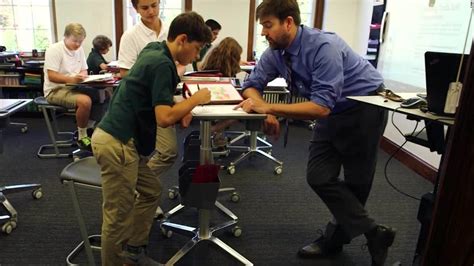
[424,51,469,116]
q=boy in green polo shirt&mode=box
[91,12,212,265]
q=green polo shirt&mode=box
[86,48,107,74]
[98,41,179,155]
[192,43,211,71]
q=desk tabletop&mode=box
[348,93,454,126]
[66,79,120,88]
[0,99,32,119]
[192,105,267,120]
[240,65,255,73]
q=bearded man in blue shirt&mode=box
[239,0,395,265]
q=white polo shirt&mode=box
[43,41,88,97]
[118,19,168,70]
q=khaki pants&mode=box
[45,86,79,108]
[46,86,108,122]
[147,126,178,177]
[91,128,162,266]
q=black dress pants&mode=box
[306,102,388,239]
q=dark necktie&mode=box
[283,52,293,148]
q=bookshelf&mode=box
[0,53,44,113]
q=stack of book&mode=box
[0,71,20,86]
[23,72,42,86]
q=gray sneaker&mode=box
[123,245,163,266]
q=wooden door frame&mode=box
[247,0,325,61]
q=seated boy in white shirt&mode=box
[43,23,94,148]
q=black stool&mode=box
[34,96,75,158]
[59,156,101,265]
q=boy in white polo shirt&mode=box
[43,23,93,148]
[118,0,168,78]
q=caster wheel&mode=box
[2,222,14,235]
[21,127,28,133]
[230,192,240,203]
[227,166,236,175]
[161,226,173,238]
[32,188,43,199]
[9,220,17,229]
[168,188,178,200]
[231,226,242,237]
[274,166,283,175]
[267,150,272,155]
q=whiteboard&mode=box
[377,0,473,88]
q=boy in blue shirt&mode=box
[91,12,212,265]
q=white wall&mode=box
[192,0,250,60]
[323,0,373,55]
[54,0,116,62]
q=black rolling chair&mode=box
[1,98,42,235]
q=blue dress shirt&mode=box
[243,25,383,114]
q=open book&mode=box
[183,83,243,104]
[82,73,114,83]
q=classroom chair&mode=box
[34,96,75,158]
[0,183,42,234]
[225,88,287,175]
[59,156,101,265]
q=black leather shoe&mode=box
[297,235,343,258]
[366,224,397,266]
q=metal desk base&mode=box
[162,120,253,265]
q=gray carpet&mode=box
[0,116,433,265]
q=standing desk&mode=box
[347,93,454,263]
[162,105,265,266]
[0,99,42,234]
[348,93,454,127]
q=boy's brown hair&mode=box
[92,35,112,51]
[167,12,212,44]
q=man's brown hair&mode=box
[256,0,301,26]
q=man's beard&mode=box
[267,33,290,50]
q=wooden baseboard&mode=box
[380,137,437,183]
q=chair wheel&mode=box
[161,226,173,238]
[32,188,43,199]
[231,226,242,237]
[274,166,283,175]
[230,192,240,203]
[2,222,14,235]
[168,188,178,200]
[227,165,236,175]
[21,126,28,133]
